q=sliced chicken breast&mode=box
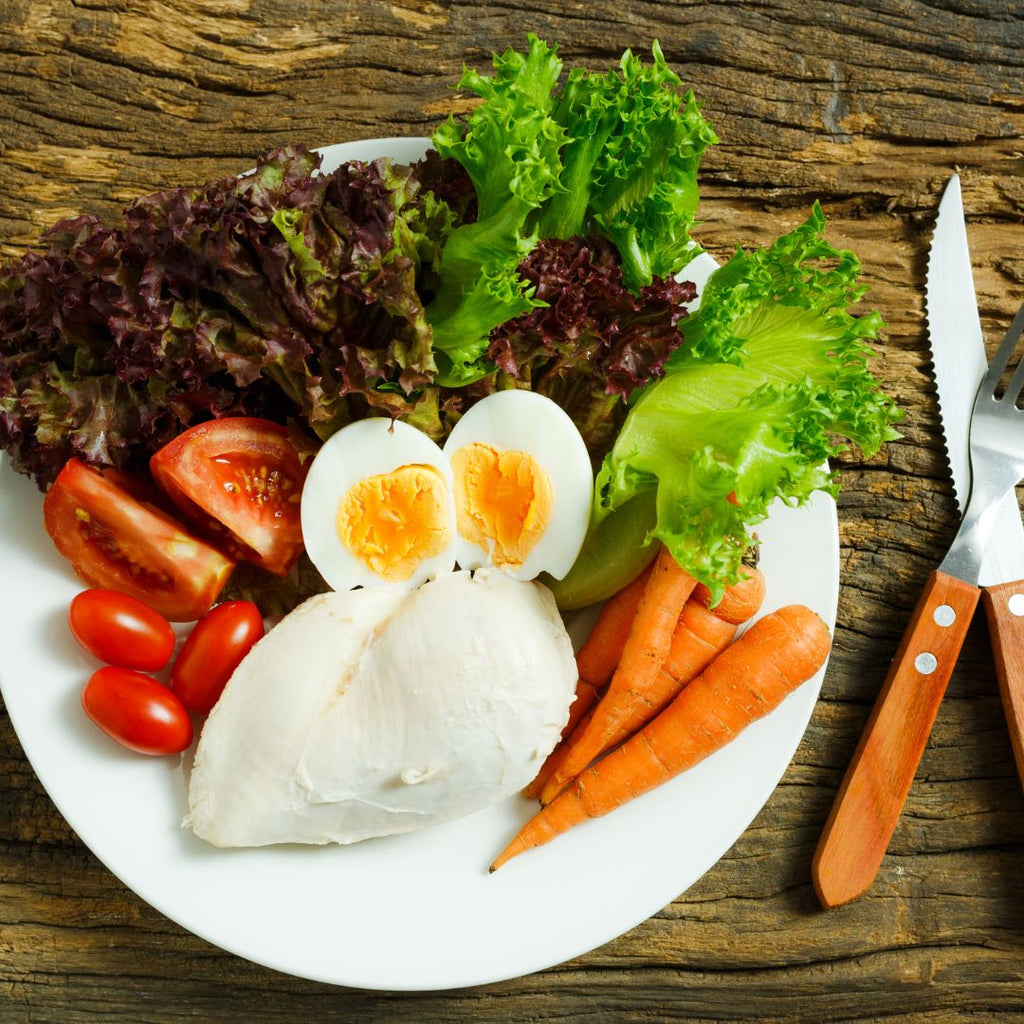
[186,571,576,847]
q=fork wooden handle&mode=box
[982,580,1024,791]
[812,570,980,908]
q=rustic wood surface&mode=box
[1,1,1022,1020]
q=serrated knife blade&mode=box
[926,174,1024,585]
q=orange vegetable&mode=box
[539,564,766,804]
[491,604,831,871]
[538,545,697,802]
[574,563,654,684]
[522,687,598,802]
[693,565,765,624]
[537,601,739,805]
[526,707,596,800]
[522,565,651,799]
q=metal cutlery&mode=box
[923,176,1024,795]
[811,181,1024,908]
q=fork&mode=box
[940,302,1024,584]
[812,301,1024,908]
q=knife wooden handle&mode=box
[812,569,979,908]
[982,580,1024,791]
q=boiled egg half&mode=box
[442,390,593,581]
[300,390,593,590]
[300,418,456,592]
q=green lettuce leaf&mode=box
[426,36,716,382]
[537,40,717,290]
[594,203,902,602]
[427,35,566,381]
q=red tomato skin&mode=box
[171,601,265,714]
[43,459,236,622]
[82,667,193,755]
[68,589,176,671]
[149,418,307,577]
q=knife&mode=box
[811,174,1024,908]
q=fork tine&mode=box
[983,300,1024,397]
[1006,347,1024,408]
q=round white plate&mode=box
[0,138,839,991]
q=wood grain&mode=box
[1,0,1024,1020]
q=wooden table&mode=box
[1,2,1022,1019]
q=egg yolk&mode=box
[336,464,450,582]
[450,443,553,569]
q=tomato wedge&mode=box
[150,418,307,576]
[44,459,235,622]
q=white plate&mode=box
[0,138,839,991]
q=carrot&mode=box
[693,565,765,625]
[538,545,698,803]
[574,563,654,685]
[530,563,763,802]
[526,708,596,799]
[522,564,652,799]
[537,571,765,805]
[535,601,736,804]
[491,604,831,871]
[522,693,594,801]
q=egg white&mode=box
[442,390,593,581]
[300,418,456,592]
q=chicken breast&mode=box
[185,570,576,847]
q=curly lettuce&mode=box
[426,35,715,385]
[427,35,566,384]
[0,147,471,487]
[537,40,717,290]
[486,235,694,461]
[592,203,902,602]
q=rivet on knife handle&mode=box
[982,581,1024,792]
[811,569,979,908]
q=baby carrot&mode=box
[693,565,765,625]
[537,601,738,804]
[492,604,831,871]
[575,562,654,685]
[522,564,652,799]
[537,571,766,805]
[525,707,596,801]
[537,546,698,803]
[523,692,594,801]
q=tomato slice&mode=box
[150,418,307,577]
[44,459,235,622]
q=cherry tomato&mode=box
[68,589,176,671]
[150,418,307,576]
[44,459,236,622]
[171,600,265,714]
[82,666,193,755]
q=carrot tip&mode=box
[489,841,522,873]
